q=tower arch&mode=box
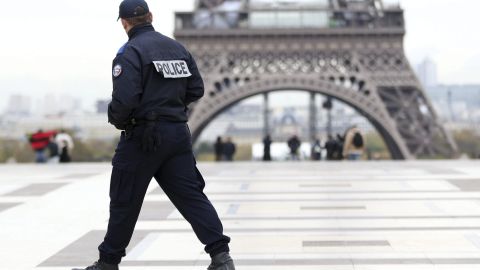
[188,76,408,159]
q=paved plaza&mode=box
[1,161,480,269]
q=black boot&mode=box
[72,261,119,270]
[207,252,235,270]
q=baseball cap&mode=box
[118,0,150,21]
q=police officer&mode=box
[74,1,234,269]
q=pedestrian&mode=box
[342,126,365,160]
[311,138,322,161]
[263,135,272,161]
[334,133,345,160]
[223,137,236,161]
[287,135,301,160]
[73,1,234,269]
[47,135,60,163]
[59,141,72,163]
[214,136,224,161]
[29,129,56,163]
[324,135,337,160]
[56,130,74,163]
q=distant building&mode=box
[416,58,438,88]
[36,94,83,117]
[58,95,82,115]
[96,100,110,114]
[5,95,31,116]
[426,84,480,126]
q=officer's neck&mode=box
[128,23,155,40]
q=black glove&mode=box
[141,112,161,152]
[141,125,162,152]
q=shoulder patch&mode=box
[152,60,192,78]
[113,64,122,78]
[117,43,127,55]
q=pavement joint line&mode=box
[424,202,446,214]
[303,240,391,247]
[56,173,103,179]
[3,183,69,197]
[150,177,480,183]
[90,227,480,233]
[239,183,250,191]
[204,190,469,195]
[124,233,160,261]
[205,197,480,202]
[0,202,22,212]
[464,233,480,250]
[300,206,366,210]
[163,215,480,220]
[115,258,480,266]
[299,184,352,188]
[226,204,240,215]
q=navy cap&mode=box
[118,0,150,21]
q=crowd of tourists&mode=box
[263,126,366,161]
[28,129,74,164]
[213,126,366,162]
[214,136,237,161]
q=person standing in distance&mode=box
[73,1,234,269]
[214,136,224,161]
[263,135,272,161]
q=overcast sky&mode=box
[0,0,479,111]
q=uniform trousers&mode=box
[98,122,230,264]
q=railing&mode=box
[175,9,404,31]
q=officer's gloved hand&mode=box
[141,112,161,152]
[141,124,162,152]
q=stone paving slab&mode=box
[0,161,480,269]
[4,183,69,197]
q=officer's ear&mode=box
[121,18,131,33]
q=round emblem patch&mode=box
[113,64,122,77]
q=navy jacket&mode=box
[108,24,204,130]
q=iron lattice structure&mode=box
[174,0,457,159]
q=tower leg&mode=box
[263,92,270,138]
[309,92,318,142]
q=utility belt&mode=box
[126,111,159,130]
[124,111,163,152]
[129,118,168,127]
[129,110,178,126]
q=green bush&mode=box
[70,138,118,162]
[0,130,118,163]
[453,129,480,159]
[364,132,391,160]
[0,139,35,163]
[194,141,252,161]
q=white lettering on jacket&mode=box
[153,60,192,78]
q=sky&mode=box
[0,0,479,111]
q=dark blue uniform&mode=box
[99,23,230,265]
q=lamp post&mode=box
[323,97,333,136]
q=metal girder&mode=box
[175,2,457,159]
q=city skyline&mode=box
[1,0,479,112]
[3,57,477,116]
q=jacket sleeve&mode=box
[108,47,143,130]
[185,52,205,106]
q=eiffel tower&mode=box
[174,0,457,159]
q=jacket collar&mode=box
[128,23,155,40]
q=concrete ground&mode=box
[1,160,480,270]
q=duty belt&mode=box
[125,111,160,140]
